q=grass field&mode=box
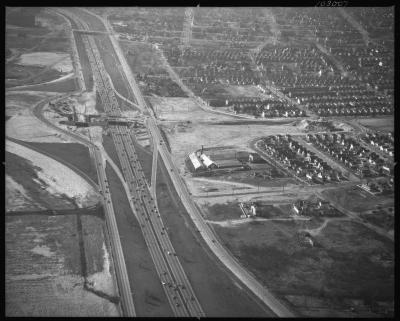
[322,187,394,213]
[211,206,394,317]
[6,64,64,87]
[202,202,243,221]
[8,77,77,93]
[358,117,394,132]
[105,164,173,317]
[33,35,71,52]
[22,142,98,184]
[155,157,271,317]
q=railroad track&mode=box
[65,8,205,317]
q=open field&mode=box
[35,36,71,52]
[161,121,304,177]
[6,91,48,118]
[149,96,234,122]
[357,117,394,132]
[6,211,119,316]
[6,151,76,211]
[121,41,167,75]
[321,186,394,213]
[8,77,78,93]
[6,64,64,88]
[199,84,263,100]
[210,202,394,317]
[155,157,271,317]
[6,140,99,209]
[6,91,73,144]
[105,164,173,317]
[23,142,98,184]
[17,52,73,72]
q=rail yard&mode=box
[6,6,394,318]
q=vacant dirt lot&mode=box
[322,186,394,213]
[24,142,98,184]
[149,97,234,122]
[6,140,99,208]
[121,41,166,75]
[6,212,119,316]
[161,121,304,176]
[210,203,394,317]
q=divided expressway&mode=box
[90,9,295,317]
[62,9,205,317]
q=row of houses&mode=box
[361,132,394,157]
[306,133,393,177]
[260,135,343,184]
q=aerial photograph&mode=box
[5,6,394,317]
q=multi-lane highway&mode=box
[82,9,294,318]
[62,9,205,317]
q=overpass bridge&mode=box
[72,29,111,35]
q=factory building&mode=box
[200,154,218,169]
[188,152,203,171]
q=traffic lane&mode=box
[117,131,201,316]
[105,164,175,317]
[152,124,293,316]
[154,150,275,317]
[113,133,189,316]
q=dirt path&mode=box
[300,216,349,237]
[208,215,312,228]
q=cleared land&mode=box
[6,140,98,209]
[161,121,304,177]
[6,211,119,316]
[210,202,394,317]
[22,142,98,184]
[8,77,78,93]
[321,186,394,213]
[149,96,234,122]
[121,41,167,75]
[6,146,118,316]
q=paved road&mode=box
[31,11,136,316]
[85,9,294,318]
[67,9,205,317]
